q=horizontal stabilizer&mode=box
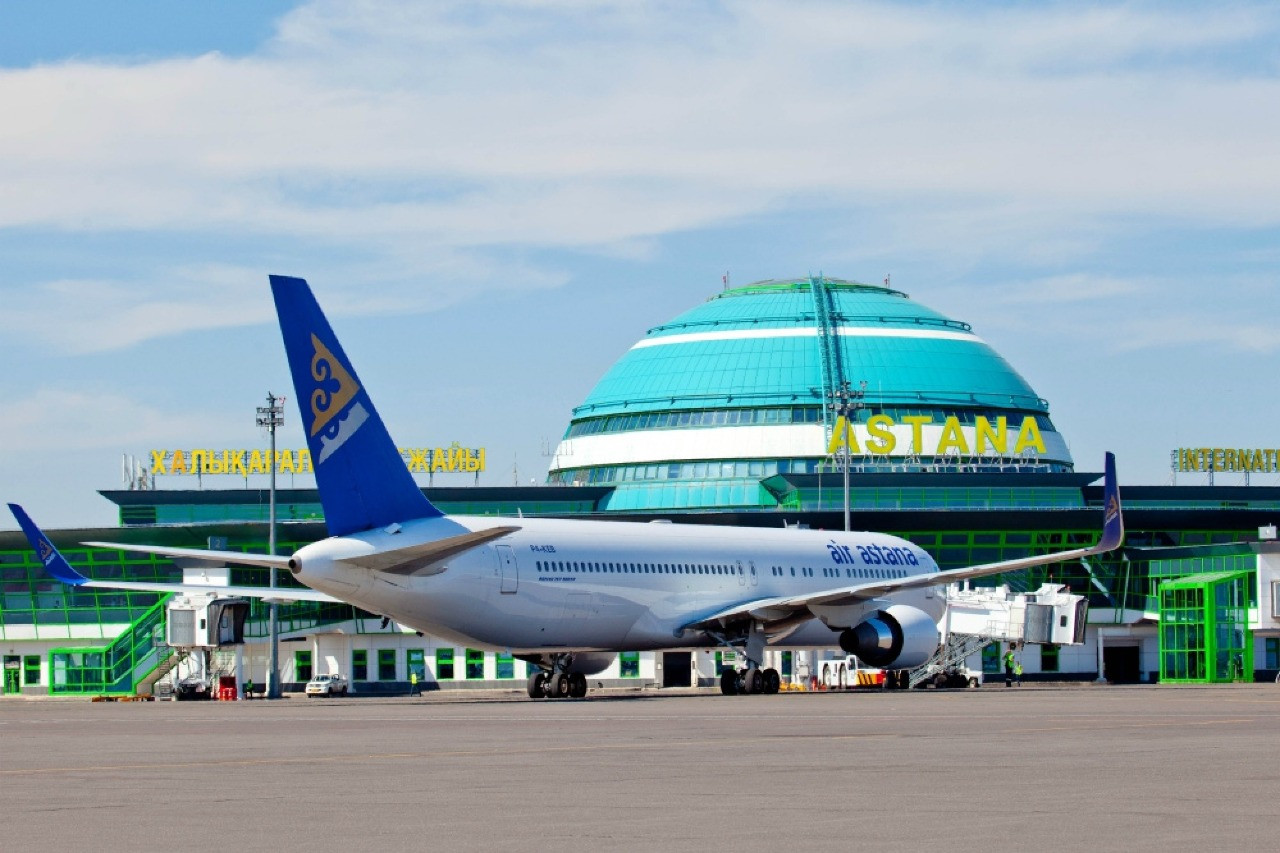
[82,541,293,569]
[7,504,339,603]
[342,526,521,576]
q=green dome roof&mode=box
[549,276,1071,507]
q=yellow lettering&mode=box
[278,449,296,474]
[937,418,969,455]
[248,450,267,474]
[206,451,226,474]
[901,416,932,454]
[1013,417,1046,455]
[864,414,896,455]
[974,417,1008,455]
[228,450,247,475]
[826,416,861,455]
[150,450,167,475]
[170,449,188,475]
[408,448,430,473]
[297,449,312,473]
[432,448,448,472]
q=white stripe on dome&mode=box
[631,326,981,349]
[550,424,1072,471]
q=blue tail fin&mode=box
[7,504,91,586]
[269,276,442,536]
[1098,451,1124,551]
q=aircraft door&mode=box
[737,562,746,587]
[749,560,758,587]
[496,544,518,594]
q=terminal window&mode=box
[378,649,396,681]
[465,649,484,679]
[407,649,426,682]
[24,655,40,686]
[351,649,368,681]
[620,652,640,678]
[435,648,454,680]
[1266,638,1279,671]
[294,651,312,682]
[495,653,515,679]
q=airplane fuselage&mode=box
[291,516,946,654]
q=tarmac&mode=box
[2,683,1277,853]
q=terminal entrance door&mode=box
[662,652,692,687]
[3,656,20,694]
[1104,646,1141,683]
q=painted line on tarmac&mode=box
[0,731,904,777]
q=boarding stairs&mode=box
[907,628,998,689]
[906,583,1090,688]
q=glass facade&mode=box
[1159,572,1253,683]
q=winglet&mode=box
[1097,451,1124,552]
[7,504,91,586]
[268,275,442,537]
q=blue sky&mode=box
[2,0,1278,528]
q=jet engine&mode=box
[838,605,940,669]
[566,653,617,676]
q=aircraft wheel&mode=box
[527,671,547,699]
[548,673,570,698]
[741,668,761,695]
[569,673,588,699]
[719,669,738,695]
[762,668,781,695]
[969,676,980,689]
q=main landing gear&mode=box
[713,619,781,695]
[526,653,588,700]
[719,666,781,695]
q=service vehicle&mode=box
[815,654,885,689]
[305,673,349,697]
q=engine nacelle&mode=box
[838,604,940,669]
[565,653,617,676]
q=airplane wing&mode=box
[8,503,341,603]
[686,451,1124,631]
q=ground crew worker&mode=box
[1004,648,1016,687]
[409,671,420,696]
[245,677,253,699]
[1014,659,1023,687]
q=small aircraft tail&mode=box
[1098,451,1123,551]
[269,275,442,537]
[8,503,91,586]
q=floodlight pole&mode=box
[828,380,867,533]
[257,393,285,699]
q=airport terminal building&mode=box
[3,277,1279,696]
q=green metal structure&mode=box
[1158,570,1253,683]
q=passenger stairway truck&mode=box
[907,582,1089,688]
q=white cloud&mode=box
[0,388,244,452]
[1,0,1278,351]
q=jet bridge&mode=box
[909,583,1088,688]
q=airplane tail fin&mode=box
[269,275,442,536]
[7,504,91,586]
[1098,451,1124,551]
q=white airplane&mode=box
[8,275,1125,699]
